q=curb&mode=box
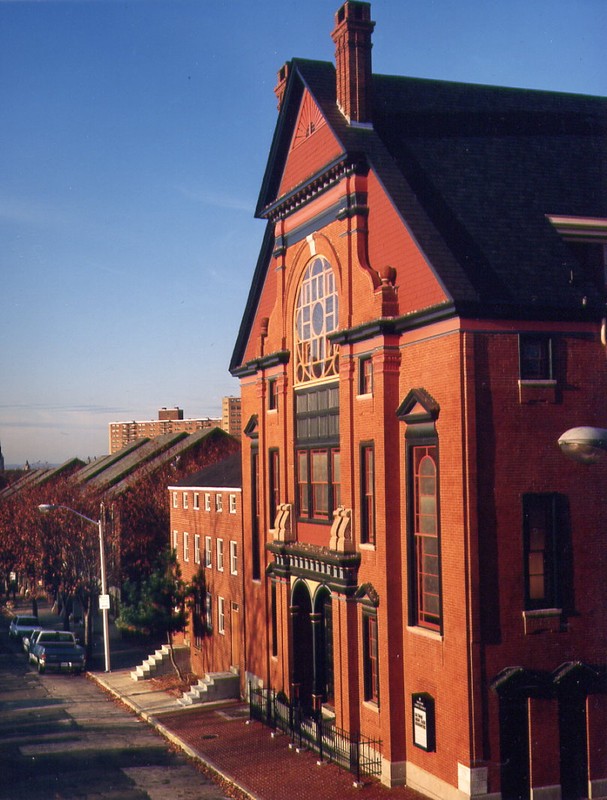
[89,671,258,800]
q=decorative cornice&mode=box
[260,155,368,222]
[267,541,361,595]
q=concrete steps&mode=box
[178,668,240,706]
[130,644,190,682]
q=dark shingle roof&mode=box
[253,59,606,325]
[173,451,242,490]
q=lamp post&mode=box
[558,426,607,464]
[38,503,111,672]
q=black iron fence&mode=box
[249,685,382,784]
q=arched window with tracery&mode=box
[294,256,340,523]
[294,256,339,385]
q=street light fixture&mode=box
[557,426,607,465]
[37,503,111,672]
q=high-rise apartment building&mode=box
[221,396,241,439]
[108,408,220,454]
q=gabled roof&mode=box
[171,450,242,490]
[0,458,85,500]
[102,427,235,498]
[232,59,606,371]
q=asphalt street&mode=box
[0,612,231,800]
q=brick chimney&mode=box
[331,1,375,125]
[274,62,290,111]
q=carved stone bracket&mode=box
[271,503,293,542]
[329,505,353,553]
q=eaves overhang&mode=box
[230,350,291,379]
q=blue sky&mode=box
[1,0,605,466]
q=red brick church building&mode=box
[229,3,607,797]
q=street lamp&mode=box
[557,426,607,465]
[38,503,111,672]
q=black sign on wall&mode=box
[412,692,436,752]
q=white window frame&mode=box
[217,538,224,572]
[205,493,211,512]
[194,533,201,564]
[229,494,237,514]
[183,492,189,509]
[215,493,223,513]
[183,531,189,562]
[172,530,178,551]
[193,492,200,510]
[230,541,238,575]
[205,536,212,568]
[172,492,178,508]
[218,596,225,635]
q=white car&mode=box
[8,615,40,641]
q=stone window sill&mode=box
[522,608,562,634]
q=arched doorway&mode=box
[291,581,314,709]
[554,662,596,799]
[314,587,334,705]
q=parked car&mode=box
[29,630,86,674]
[22,627,44,654]
[8,615,40,641]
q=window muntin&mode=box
[183,492,189,509]
[194,534,201,564]
[229,494,237,514]
[311,450,329,516]
[297,447,340,521]
[172,492,178,509]
[218,596,225,634]
[183,531,189,562]
[363,613,379,704]
[215,493,223,513]
[230,541,238,575]
[297,450,309,516]
[217,538,224,572]
[332,450,341,509]
[269,449,280,527]
[520,335,553,380]
[205,536,212,568]
[359,356,373,395]
[295,385,339,442]
[361,444,375,545]
[294,256,339,384]
[523,493,559,609]
[412,445,441,631]
[268,377,278,411]
[204,493,211,512]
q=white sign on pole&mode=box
[99,594,110,610]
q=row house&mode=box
[169,452,244,691]
[228,2,607,799]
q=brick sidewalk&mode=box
[159,705,426,800]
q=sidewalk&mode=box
[11,598,425,800]
[92,667,425,800]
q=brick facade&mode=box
[229,3,607,797]
[169,462,245,692]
